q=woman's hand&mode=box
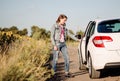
[77,39,81,42]
[78,39,81,42]
[54,45,58,51]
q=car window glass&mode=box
[86,22,95,37]
[98,19,120,33]
[84,21,92,37]
[89,23,95,37]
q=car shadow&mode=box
[71,70,88,77]
[101,68,120,78]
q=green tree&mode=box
[20,28,28,36]
[31,26,40,37]
[32,31,41,40]
[9,26,18,34]
[39,28,47,39]
[31,26,50,40]
[0,27,2,31]
[46,31,51,38]
[2,28,9,32]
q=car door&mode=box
[80,21,96,63]
[80,21,92,63]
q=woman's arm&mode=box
[67,29,79,41]
[50,24,56,46]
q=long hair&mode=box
[56,14,68,26]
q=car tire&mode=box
[88,56,101,79]
[78,50,86,70]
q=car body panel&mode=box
[79,18,120,70]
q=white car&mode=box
[78,18,120,78]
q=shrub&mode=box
[0,38,53,81]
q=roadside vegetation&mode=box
[0,25,84,81]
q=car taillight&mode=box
[92,36,113,47]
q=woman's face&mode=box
[59,18,67,25]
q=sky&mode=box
[0,0,120,35]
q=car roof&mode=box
[93,18,120,23]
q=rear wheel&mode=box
[88,56,101,79]
[78,50,86,70]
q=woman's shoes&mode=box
[65,72,74,78]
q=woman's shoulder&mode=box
[52,23,59,28]
[51,23,59,31]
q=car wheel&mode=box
[88,56,101,79]
[78,50,86,70]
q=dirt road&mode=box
[50,43,120,81]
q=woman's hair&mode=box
[56,14,68,23]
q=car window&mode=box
[97,19,120,33]
[87,22,96,37]
[83,21,93,37]
[89,22,95,36]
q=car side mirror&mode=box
[75,34,81,39]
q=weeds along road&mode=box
[51,42,120,81]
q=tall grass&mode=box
[0,38,53,81]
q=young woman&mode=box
[51,14,79,77]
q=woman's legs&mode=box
[61,44,70,73]
[52,43,70,74]
[52,50,59,72]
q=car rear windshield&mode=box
[97,19,120,33]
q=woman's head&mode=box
[56,14,68,26]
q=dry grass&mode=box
[66,41,79,47]
[0,38,53,81]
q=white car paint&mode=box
[79,18,120,71]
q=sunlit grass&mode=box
[0,38,53,81]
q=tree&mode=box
[46,31,51,38]
[9,26,18,34]
[31,26,40,37]
[2,28,9,32]
[10,26,18,30]
[31,26,50,40]
[22,28,28,35]
[39,28,47,39]
[0,27,2,31]
[17,29,28,36]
